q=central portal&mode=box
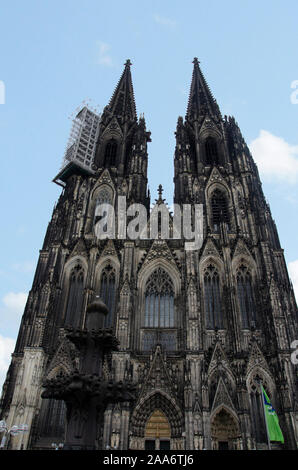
[144,409,171,450]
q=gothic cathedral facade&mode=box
[0,59,297,450]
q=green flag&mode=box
[262,386,284,443]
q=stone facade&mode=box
[0,59,297,450]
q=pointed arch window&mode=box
[94,186,113,228]
[64,264,85,328]
[205,137,219,165]
[142,268,176,351]
[96,187,113,205]
[211,189,230,231]
[249,380,268,444]
[203,265,223,329]
[99,264,116,327]
[236,265,256,328]
[144,268,174,328]
[104,139,118,167]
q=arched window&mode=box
[104,139,117,167]
[142,268,176,351]
[64,265,85,327]
[203,264,223,329]
[205,137,219,165]
[144,268,174,328]
[249,379,268,444]
[94,187,113,228]
[211,189,230,231]
[96,187,113,205]
[236,265,256,328]
[99,264,116,327]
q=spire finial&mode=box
[193,57,200,65]
[125,59,132,67]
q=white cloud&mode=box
[96,41,113,67]
[154,14,177,29]
[288,260,298,302]
[0,335,15,392]
[249,130,298,183]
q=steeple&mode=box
[186,58,221,121]
[106,59,137,123]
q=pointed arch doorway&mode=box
[211,407,241,450]
[130,392,184,450]
[144,409,171,450]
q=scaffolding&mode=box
[53,106,101,186]
[62,106,101,171]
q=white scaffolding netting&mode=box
[62,106,101,170]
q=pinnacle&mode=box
[155,184,166,205]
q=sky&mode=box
[0,0,297,390]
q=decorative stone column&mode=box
[41,296,135,450]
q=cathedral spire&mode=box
[107,59,137,122]
[186,57,221,121]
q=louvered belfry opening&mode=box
[104,139,118,167]
[211,189,230,231]
[205,136,219,165]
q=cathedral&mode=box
[0,58,297,451]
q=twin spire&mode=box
[105,58,220,123]
[186,57,221,121]
[106,59,137,122]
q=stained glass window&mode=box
[94,187,113,228]
[144,268,174,328]
[142,268,176,351]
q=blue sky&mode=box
[0,0,297,388]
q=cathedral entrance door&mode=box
[145,409,171,450]
[211,407,240,450]
[218,441,229,450]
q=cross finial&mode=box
[158,184,163,198]
[124,59,132,67]
[193,57,200,65]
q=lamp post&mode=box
[0,420,28,449]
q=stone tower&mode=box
[0,59,297,450]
